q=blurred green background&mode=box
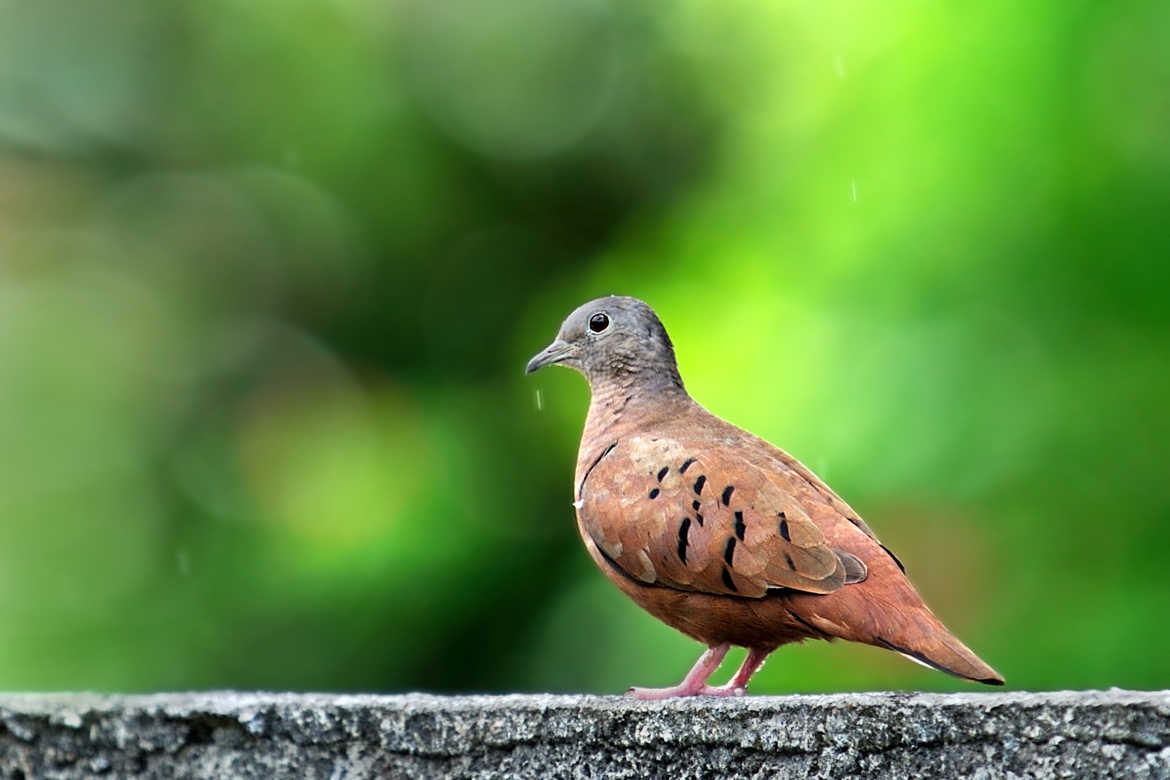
[1,0,1167,694]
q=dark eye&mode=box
[588,313,610,333]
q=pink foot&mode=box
[625,646,768,700]
[625,643,731,699]
[626,683,747,700]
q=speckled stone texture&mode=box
[0,691,1167,778]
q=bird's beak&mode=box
[526,338,575,374]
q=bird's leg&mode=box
[706,647,770,696]
[627,643,730,700]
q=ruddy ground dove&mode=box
[527,295,1003,698]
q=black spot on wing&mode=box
[677,518,691,564]
[881,543,906,573]
[693,475,707,495]
[692,500,701,511]
[734,511,746,541]
[577,442,617,501]
[848,514,905,572]
[778,514,790,542]
[721,485,734,506]
[723,536,736,566]
[679,457,697,474]
[784,553,795,570]
[789,611,828,638]
[695,512,704,526]
[657,466,669,482]
[721,568,738,592]
[648,488,660,499]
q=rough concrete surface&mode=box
[0,690,1166,778]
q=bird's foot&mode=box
[625,643,745,699]
[626,683,747,700]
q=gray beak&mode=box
[525,338,574,374]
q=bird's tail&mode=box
[796,577,1004,685]
[866,603,1004,685]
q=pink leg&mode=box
[627,643,731,700]
[706,647,770,696]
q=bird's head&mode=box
[526,295,684,391]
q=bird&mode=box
[526,295,1003,698]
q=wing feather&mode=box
[578,435,864,598]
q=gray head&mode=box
[526,296,684,391]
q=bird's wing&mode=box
[577,434,866,597]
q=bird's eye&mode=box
[588,313,610,333]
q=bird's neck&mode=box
[580,375,693,461]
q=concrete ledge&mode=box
[0,691,1167,778]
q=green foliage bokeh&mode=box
[0,0,1167,693]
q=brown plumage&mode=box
[527,295,1003,697]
